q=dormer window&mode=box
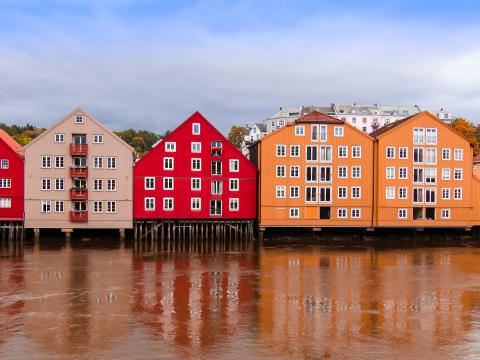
[75,115,84,124]
[211,141,222,156]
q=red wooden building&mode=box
[0,129,24,221]
[134,112,257,223]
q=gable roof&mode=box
[0,128,24,158]
[24,106,135,153]
[295,110,344,124]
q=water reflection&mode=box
[1,241,480,359]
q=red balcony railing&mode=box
[70,210,88,222]
[70,188,88,200]
[70,166,88,178]
[70,143,88,156]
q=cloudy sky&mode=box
[0,0,479,133]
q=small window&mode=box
[163,198,174,211]
[0,198,11,208]
[351,186,361,199]
[93,134,104,144]
[289,186,300,198]
[41,156,51,168]
[338,166,348,178]
[276,145,286,157]
[275,186,286,198]
[54,134,64,143]
[337,208,347,218]
[399,147,408,159]
[334,126,344,137]
[210,200,222,216]
[55,156,64,168]
[338,146,348,158]
[351,208,361,218]
[398,187,408,199]
[165,142,176,152]
[107,201,117,213]
[54,200,64,213]
[441,209,451,219]
[426,128,438,145]
[211,141,223,156]
[55,178,64,191]
[41,178,51,191]
[295,126,305,136]
[386,147,395,159]
[454,168,463,180]
[191,142,202,153]
[211,180,223,195]
[229,198,239,211]
[386,187,395,199]
[107,179,117,191]
[290,166,300,178]
[229,159,239,172]
[93,179,103,191]
[442,148,451,160]
[454,188,462,200]
[276,165,286,178]
[41,200,51,213]
[163,177,174,190]
[290,145,300,157]
[145,197,155,211]
[164,157,174,170]
[398,208,408,219]
[351,166,361,179]
[191,158,201,171]
[351,146,361,158]
[107,157,117,169]
[191,178,201,191]
[413,128,424,144]
[211,161,222,175]
[454,149,463,161]
[74,115,84,124]
[289,208,300,218]
[93,201,103,213]
[442,188,450,200]
[0,179,11,188]
[192,123,201,135]
[145,177,155,190]
[0,159,9,169]
[191,198,201,211]
[386,167,395,179]
[229,178,239,191]
[399,167,408,179]
[93,157,103,168]
[337,187,348,199]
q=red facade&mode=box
[0,129,24,220]
[134,112,257,219]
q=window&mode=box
[191,158,202,171]
[93,179,103,191]
[145,177,155,190]
[442,148,451,160]
[320,166,332,182]
[319,187,332,203]
[386,167,395,179]
[386,187,395,199]
[413,148,424,164]
[351,117,356,123]
[306,166,318,182]
[442,168,451,180]
[311,125,319,141]
[276,165,286,178]
[399,147,408,159]
[398,209,407,219]
[276,186,286,198]
[229,159,239,172]
[337,208,347,218]
[351,208,361,218]
[165,142,176,152]
[163,157,173,170]
[352,146,361,158]
[386,147,395,159]
[351,186,361,199]
[0,159,7,169]
[454,149,463,161]
[426,128,438,145]
[442,188,450,200]
[362,127,367,132]
[106,178,117,191]
[211,180,223,195]
[289,208,300,218]
[413,168,424,183]
[93,157,103,168]
[55,178,64,190]
[211,141,223,156]
[192,123,201,135]
[0,198,11,208]
[74,115,84,123]
[320,125,327,141]
[290,165,299,178]
[425,188,436,204]
[320,146,332,162]
[398,187,407,199]
[454,168,463,180]
[290,186,299,198]
[89,201,101,214]
[41,156,51,168]
[0,178,11,188]
[211,161,222,175]
[41,178,51,191]
[55,156,64,168]
[338,187,347,199]
[93,134,104,144]
[305,186,318,203]
[413,128,424,144]
[210,200,222,216]
[425,168,437,184]
[163,198,173,211]
[191,178,201,191]
[441,209,451,219]
[306,145,318,161]
[454,188,462,200]
[290,145,300,157]
[107,157,117,169]
[41,200,51,213]
[145,198,155,211]
[54,201,64,213]
[191,142,201,153]
[191,198,201,211]
[295,126,305,136]
[413,188,424,203]
[338,166,347,178]
[229,198,239,211]
[399,167,408,179]
[229,178,239,191]
[334,126,344,137]
[351,166,361,179]
[54,133,64,143]
[425,148,437,165]
[338,146,348,158]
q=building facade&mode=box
[24,107,135,231]
[0,129,24,221]
[251,111,374,228]
[134,111,257,220]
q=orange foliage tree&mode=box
[451,118,479,155]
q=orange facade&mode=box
[253,111,480,229]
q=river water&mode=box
[2,238,480,359]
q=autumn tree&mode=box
[451,118,479,155]
[227,126,247,148]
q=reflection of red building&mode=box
[132,254,256,352]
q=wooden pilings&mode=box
[0,221,24,257]
[134,219,255,254]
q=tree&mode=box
[227,126,247,148]
[451,118,479,155]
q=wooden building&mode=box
[24,107,135,233]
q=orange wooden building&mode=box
[250,111,375,229]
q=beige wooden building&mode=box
[24,107,135,232]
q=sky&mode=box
[0,0,480,134]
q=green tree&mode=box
[227,126,247,148]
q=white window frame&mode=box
[93,179,103,191]
[145,177,155,190]
[351,166,361,179]
[276,186,286,199]
[229,198,239,211]
[41,178,51,191]
[191,198,201,211]
[54,133,64,143]
[54,200,64,213]
[442,188,450,200]
[107,156,117,169]
[453,188,462,200]
[107,201,117,213]
[337,208,347,219]
[289,186,300,199]
[454,149,463,161]
[441,209,451,219]
[93,134,104,144]
[229,159,239,172]
[144,197,156,211]
[93,157,103,169]
[338,146,348,158]
[386,166,395,179]
[55,155,64,169]
[290,145,300,157]
[294,126,305,136]
[163,177,174,190]
[289,208,300,218]
[399,167,408,179]
[351,186,361,199]
[276,165,286,178]
[399,147,408,159]
[165,142,176,152]
[338,166,348,179]
[192,123,201,135]
[74,115,84,124]
[163,197,174,211]
[337,186,348,199]
[351,208,361,219]
[290,165,300,178]
[334,126,344,137]
[54,178,64,191]
[229,178,239,191]
[398,187,408,199]
[454,168,463,180]
[386,147,395,159]
[276,144,286,157]
[93,201,103,213]
[386,186,395,200]
[191,158,202,171]
[41,156,51,168]
[164,157,174,170]
[191,178,201,191]
[442,168,451,181]
[41,200,51,213]
[191,142,201,153]
[351,146,361,158]
[398,208,408,219]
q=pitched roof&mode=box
[255,123,267,132]
[295,110,344,124]
[0,128,24,157]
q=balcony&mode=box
[70,188,88,200]
[70,210,88,222]
[70,166,88,178]
[70,143,88,156]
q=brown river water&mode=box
[2,238,480,359]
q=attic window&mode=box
[75,115,84,124]
[192,123,201,135]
